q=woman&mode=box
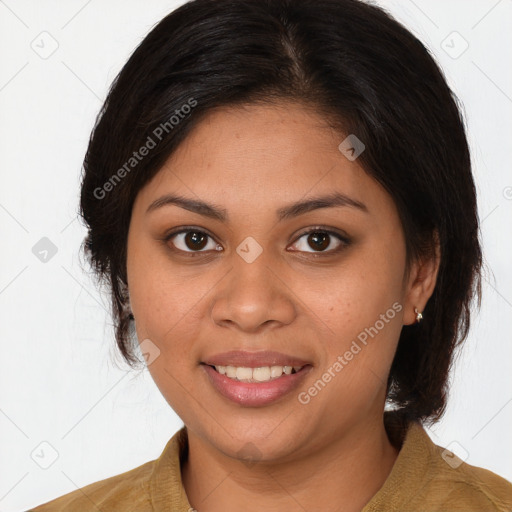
[31,0,512,510]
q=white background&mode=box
[0,1,511,510]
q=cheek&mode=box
[130,271,207,358]
[127,255,231,396]
[127,232,201,334]
[324,246,404,330]
[318,236,406,384]
[127,256,210,420]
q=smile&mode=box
[211,364,303,382]
[201,361,312,407]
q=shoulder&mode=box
[28,428,189,512]
[28,459,156,511]
[365,419,512,512]
[422,438,512,511]
[404,423,512,511]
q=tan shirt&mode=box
[29,421,512,511]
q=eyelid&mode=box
[292,225,351,244]
[162,225,222,254]
[163,225,217,241]
[288,226,351,254]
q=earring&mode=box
[414,307,423,323]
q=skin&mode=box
[126,101,440,512]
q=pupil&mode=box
[185,232,207,250]
[308,232,329,251]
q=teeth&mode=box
[253,367,271,382]
[213,365,303,382]
[236,367,253,380]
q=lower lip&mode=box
[202,364,312,407]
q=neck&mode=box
[181,416,400,512]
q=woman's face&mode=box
[126,102,426,463]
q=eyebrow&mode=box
[145,192,368,222]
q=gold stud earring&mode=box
[414,307,423,323]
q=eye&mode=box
[165,229,222,253]
[162,226,350,256]
[289,228,350,254]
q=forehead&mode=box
[134,102,393,218]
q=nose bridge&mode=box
[210,239,296,331]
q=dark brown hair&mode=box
[79,0,482,424]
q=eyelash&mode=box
[161,225,351,257]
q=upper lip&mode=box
[202,350,311,368]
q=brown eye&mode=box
[290,228,350,254]
[184,231,208,250]
[167,230,220,253]
[307,232,330,251]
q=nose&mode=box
[210,249,297,333]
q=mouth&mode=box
[204,364,304,383]
[200,351,313,407]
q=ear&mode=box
[402,232,441,325]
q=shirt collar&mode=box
[362,420,435,511]
[149,426,192,511]
[148,419,429,511]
